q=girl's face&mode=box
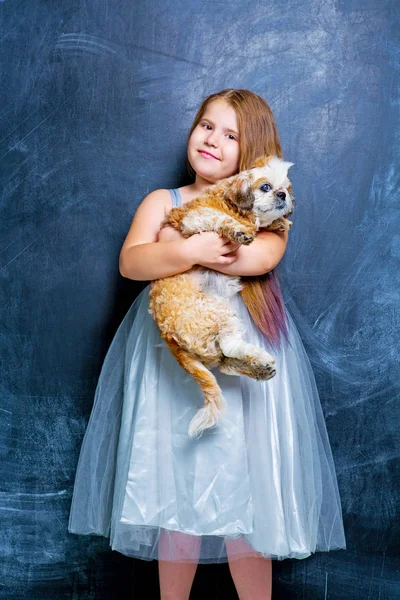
[187,99,241,185]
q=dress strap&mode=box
[168,188,182,208]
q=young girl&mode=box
[68,89,346,599]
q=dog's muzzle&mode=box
[274,191,287,210]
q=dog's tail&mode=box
[188,398,224,438]
[164,338,225,438]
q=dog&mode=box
[149,155,295,438]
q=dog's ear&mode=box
[224,174,255,211]
[250,155,273,169]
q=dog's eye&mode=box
[260,183,272,192]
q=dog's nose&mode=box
[276,191,286,200]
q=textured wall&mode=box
[0,1,399,598]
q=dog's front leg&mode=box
[181,208,256,245]
[268,217,293,232]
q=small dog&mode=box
[149,155,295,438]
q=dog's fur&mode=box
[149,155,295,438]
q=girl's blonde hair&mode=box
[188,89,289,348]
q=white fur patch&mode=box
[255,157,294,188]
[219,333,246,358]
[182,208,236,234]
[198,271,242,298]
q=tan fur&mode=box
[149,155,294,437]
[253,155,272,168]
[165,186,257,236]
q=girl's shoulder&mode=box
[120,189,172,258]
[140,188,174,217]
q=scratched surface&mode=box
[0,0,399,598]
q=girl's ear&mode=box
[251,155,273,169]
[223,174,255,211]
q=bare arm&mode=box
[201,230,289,276]
[119,190,194,281]
[158,226,289,276]
[119,190,239,281]
[120,240,195,281]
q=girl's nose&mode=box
[205,132,219,147]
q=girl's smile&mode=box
[198,150,220,160]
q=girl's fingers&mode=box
[221,238,241,251]
[221,236,234,245]
[222,243,240,254]
[219,255,238,264]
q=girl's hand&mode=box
[198,244,240,269]
[185,231,241,266]
[158,226,240,266]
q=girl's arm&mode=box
[201,230,289,276]
[158,226,289,276]
[119,190,239,281]
[119,190,192,281]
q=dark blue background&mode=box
[1,1,399,598]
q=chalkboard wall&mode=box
[1,1,399,598]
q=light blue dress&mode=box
[68,188,346,563]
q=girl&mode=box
[68,89,346,599]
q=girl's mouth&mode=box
[198,150,220,160]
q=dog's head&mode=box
[222,155,295,227]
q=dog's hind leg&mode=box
[220,356,276,380]
[218,324,276,381]
[164,338,225,438]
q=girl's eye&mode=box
[227,134,237,140]
[201,123,212,130]
[260,183,272,192]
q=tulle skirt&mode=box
[68,285,346,563]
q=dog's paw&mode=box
[268,217,292,232]
[254,363,276,381]
[247,350,276,381]
[232,230,255,245]
[282,218,293,230]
